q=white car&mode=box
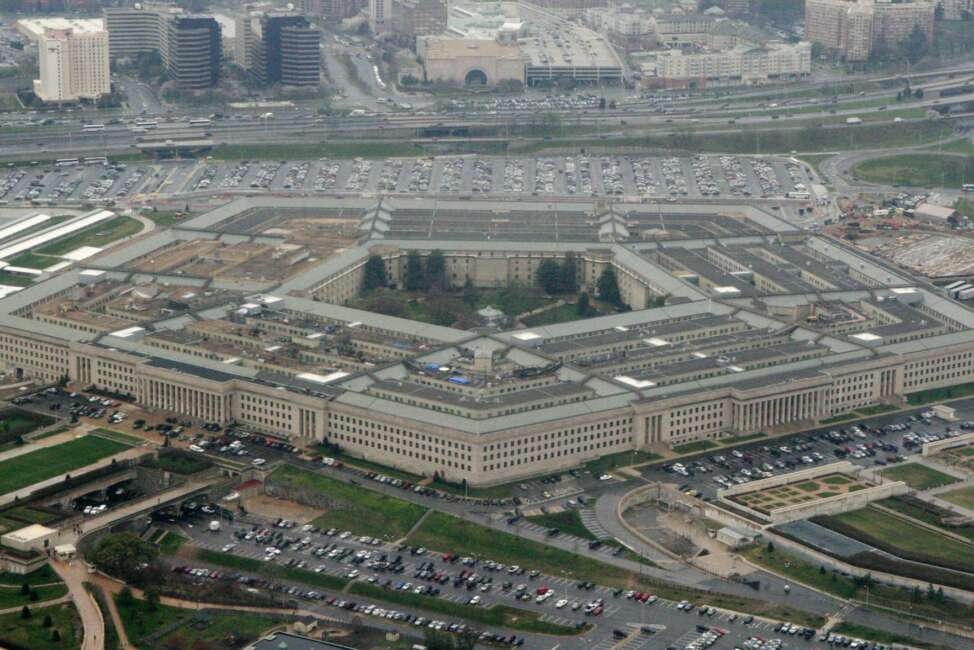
[252,458,266,466]
[189,444,204,453]
[555,599,568,609]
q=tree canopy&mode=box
[362,255,388,293]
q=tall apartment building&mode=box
[390,0,448,45]
[804,0,935,62]
[17,18,110,102]
[369,0,392,32]
[656,41,811,88]
[104,5,221,89]
[938,0,972,19]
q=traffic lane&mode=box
[177,516,806,650]
[640,403,974,498]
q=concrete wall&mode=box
[922,431,974,457]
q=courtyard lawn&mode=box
[525,510,597,541]
[0,602,82,650]
[0,408,55,444]
[114,593,190,647]
[0,565,59,586]
[0,271,34,287]
[817,506,974,574]
[0,583,68,609]
[879,463,959,491]
[940,486,974,512]
[521,303,588,327]
[271,464,428,541]
[141,450,213,475]
[0,436,130,496]
[34,216,143,256]
[5,252,60,270]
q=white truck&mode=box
[208,520,221,533]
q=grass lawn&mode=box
[672,441,717,455]
[115,592,190,646]
[0,95,21,111]
[935,138,974,155]
[272,464,428,541]
[0,408,55,444]
[210,142,426,160]
[908,381,974,405]
[878,497,974,543]
[855,404,899,417]
[743,545,974,627]
[851,154,974,189]
[157,531,188,555]
[0,583,68,609]
[797,154,835,180]
[0,435,129,496]
[89,428,143,446]
[350,582,583,635]
[717,433,767,446]
[142,210,193,227]
[0,271,34,287]
[817,507,974,574]
[525,510,597,540]
[4,505,58,524]
[142,450,213,475]
[521,303,588,327]
[879,463,958,491]
[409,512,822,627]
[156,612,282,648]
[0,565,59,586]
[830,622,952,650]
[940,486,974,512]
[584,450,661,475]
[194,548,349,592]
[5,252,60,270]
[957,197,974,221]
[314,445,424,483]
[34,216,143,256]
[428,478,515,499]
[0,602,81,650]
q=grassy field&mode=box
[350,582,583,635]
[584,450,661,475]
[5,252,60,270]
[0,602,81,650]
[89,428,143,446]
[851,154,974,189]
[142,210,193,227]
[271,464,428,541]
[521,303,589,327]
[115,592,189,646]
[525,510,597,540]
[879,463,959,490]
[142,450,213,475]
[878,497,974,542]
[35,216,143,256]
[0,435,129,496]
[908,381,974,405]
[817,507,974,574]
[157,531,188,555]
[672,441,717,455]
[0,271,34,287]
[0,565,59,586]
[830,622,951,650]
[210,142,426,160]
[408,512,820,626]
[0,408,55,444]
[744,545,974,627]
[0,583,68,609]
[194,548,350,591]
[156,612,282,648]
[940,486,974,512]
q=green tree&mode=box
[20,605,30,620]
[42,614,52,628]
[576,292,591,316]
[462,277,479,305]
[899,25,929,64]
[426,249,446,289]
[91,533,159,585]
[20,583,28,596]
[51,629,61,643]
[117,586,135,608]
[537,259,563,294]
[404,251,425,291]
[767,541,775,553]
[29,589,38,602]
[361,255,388,293]
[597,266,621,305]
[914,88,924,99]
[560,252,578,294]
[145,587,160,612]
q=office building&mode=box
[104,5,221,89]
[369,0,393,32]
[804,0,935,62]
[655,41,811,88]
[237,13,320,87]
[18,19,110,103]
[390,0,449,44]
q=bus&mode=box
[786,191,811,200]
[82,123,105,132]
[83,156,107,166]
[134,118,158,129]
[55,158,79,168]
[189,118,212,127]
[963,184,974,193]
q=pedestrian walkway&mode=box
[52,560,106,650]
[579,508,612,540]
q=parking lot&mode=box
[0,154,812,205]
[177,511,824,650]
[641,401,974,502]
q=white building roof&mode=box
[1,524,55,544]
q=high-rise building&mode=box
[257,15,321,86]
[804,0,935,62]
[369,0,392,32]
[20,19,110,103]
[104,5,221,89]
[389,0,447,45]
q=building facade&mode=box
[32,24,110,102]
[390,0,449,45]
[805,0,935,61]
[654,41,811,88]
[252,15,321,86]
